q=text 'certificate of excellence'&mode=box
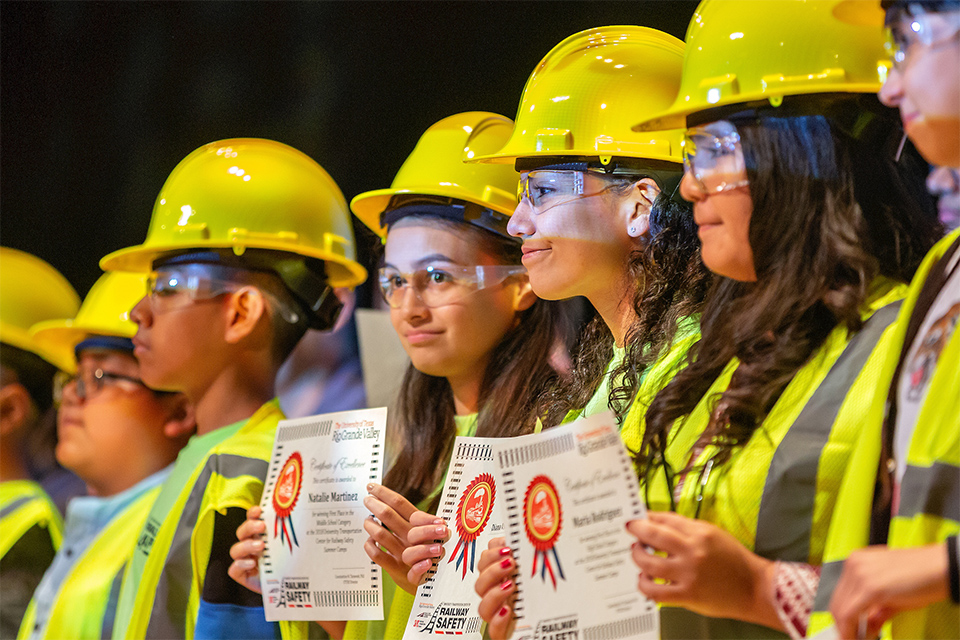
[259,407,386,621]
[404,436,504,640]
[497,412,658,640]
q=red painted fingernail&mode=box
[498,547,512,556]
[500,558,512,569]
[498,606,509,617]
[500,579,513,591]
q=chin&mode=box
[908,120,960,168]
[528,275,571,302]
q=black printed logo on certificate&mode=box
[494,412,659,640]
[259,407,386,622]
[403,437,502,640]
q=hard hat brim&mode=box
[29,319,87,374]
[351,186,517,238]
[833,0,885,27]
[0,322,76,373]
[100,242,367,289]
[468,147,684,167]
[632,84,883,132]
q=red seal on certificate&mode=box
[272,452,303,552]
[523,475,565,589]
[448,473,496,577]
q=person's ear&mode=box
[0,383,35,438]
[513,275,538,312]
[161,393,197,440]
[626,178,660,239]
[223,286,268,344]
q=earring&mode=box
[629,225,637,235]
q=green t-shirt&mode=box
[342,413,478,640]
[113,421,245,637]
[562,346,627,427]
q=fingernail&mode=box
[498,607,509,618]
[433,518,445,525]
[252,540,264,550]
[500,579,513,591]
[367,483,376,492]
[499,547,512,556]
[436,525,447,536]
[363,496,373,507]
[500,558,512,569]
[430,544,441,555]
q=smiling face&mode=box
[506,171,640,301]
[383,218,532,385]
[678,121,757,282]
[56,348,186,495]
[879,9,960,166]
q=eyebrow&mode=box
[383,253,465,271]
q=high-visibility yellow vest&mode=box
[637,279,906,638]
[0,481,62,561]
[620,320,702,454]
[812,229,960,638]
[17,485,159,640]
[116,400,282,640]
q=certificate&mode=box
[495,412,658,640]
[259,407,386,621]
[404,437,505,640]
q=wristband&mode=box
[947,535,959,605]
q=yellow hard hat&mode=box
[351,112,519,237]
[0,247,80,372]
[30,271,145,373]
[634,0,891,131]
[472,26,685,167]
[833,0,885,27]
[100,138,366,288]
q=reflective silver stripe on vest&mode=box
[145,454,268,639]
[101,565,125,639]
[812,559,845,613]
[0,495,33,519]
[898,461,960,523]
[754,300,902,562]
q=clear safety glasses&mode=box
[378,264,526,309]
[146,264,300,323]
[516,170,621,215]
[885,7,960,70]
[682,120,750,195]
[54,368,151,405]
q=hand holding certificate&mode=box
[259,407,387,621]
[404,437,505,640]
[493,412,659,640]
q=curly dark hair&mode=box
[539,187,712,427]
[638,100,942,474]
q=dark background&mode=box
[2,1,699,302]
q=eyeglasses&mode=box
[146,264,300,323]
[54,368,151,405]
[517,170,621,215]
[682,121,750,195]
[885,8,960,70]
[378,264,526,309]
